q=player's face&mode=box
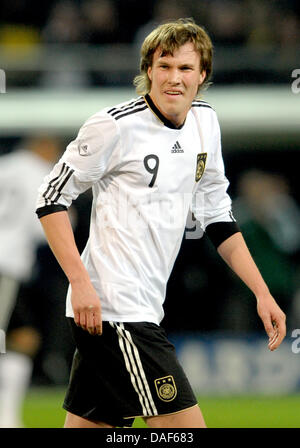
[147,42,206,127]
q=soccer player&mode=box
[36,19,286,428]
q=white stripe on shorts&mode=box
[110,322,158,417]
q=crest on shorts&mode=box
[154,375,177,402]
[195,153,207,182]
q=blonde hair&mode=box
[133,18,213,97]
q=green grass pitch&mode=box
[22,387,300,428]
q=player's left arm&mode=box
[217,231,286,351]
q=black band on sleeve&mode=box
[36,204,68,219]
[205,221,241,249]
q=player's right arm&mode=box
[40,210,102,335]
[36,112,119,335]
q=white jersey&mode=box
[0,149,52,281]
[36,95,234,324]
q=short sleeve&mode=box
[36,112,120,210]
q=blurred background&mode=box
[0,0,300,428]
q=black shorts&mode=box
[63,318,197,427]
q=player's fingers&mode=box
[268,319,286,351]
[93,309,102,335]
[74,311,80,326]
[86,308,96,335]
[84,305,102,335]
[268,330,279,350]
[78,311,87,331]
[269,332,282,350]
[261,315,276,341]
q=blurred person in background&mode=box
[81,0,119,45]
[206,0,248,46]
[246,0,278,49]
[40,1,90,88]
[0,136,60,427]
[134,0,192,48]
[228,170,300,332]
[42,0,85,44]
[246,1,300,53]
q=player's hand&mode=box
[71,279,102,335]
[256,293,286,351]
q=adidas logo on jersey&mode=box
[171,141,184,153]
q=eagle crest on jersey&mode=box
[195,153,207,182]
[154,375,177,402]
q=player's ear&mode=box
[199,70,206,86]
[147,66,152,81]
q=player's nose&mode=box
[168,68,181,84]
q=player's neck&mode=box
[145,94,186,129]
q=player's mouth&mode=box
[164,90,183,97]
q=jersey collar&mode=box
[144,94,185,130]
